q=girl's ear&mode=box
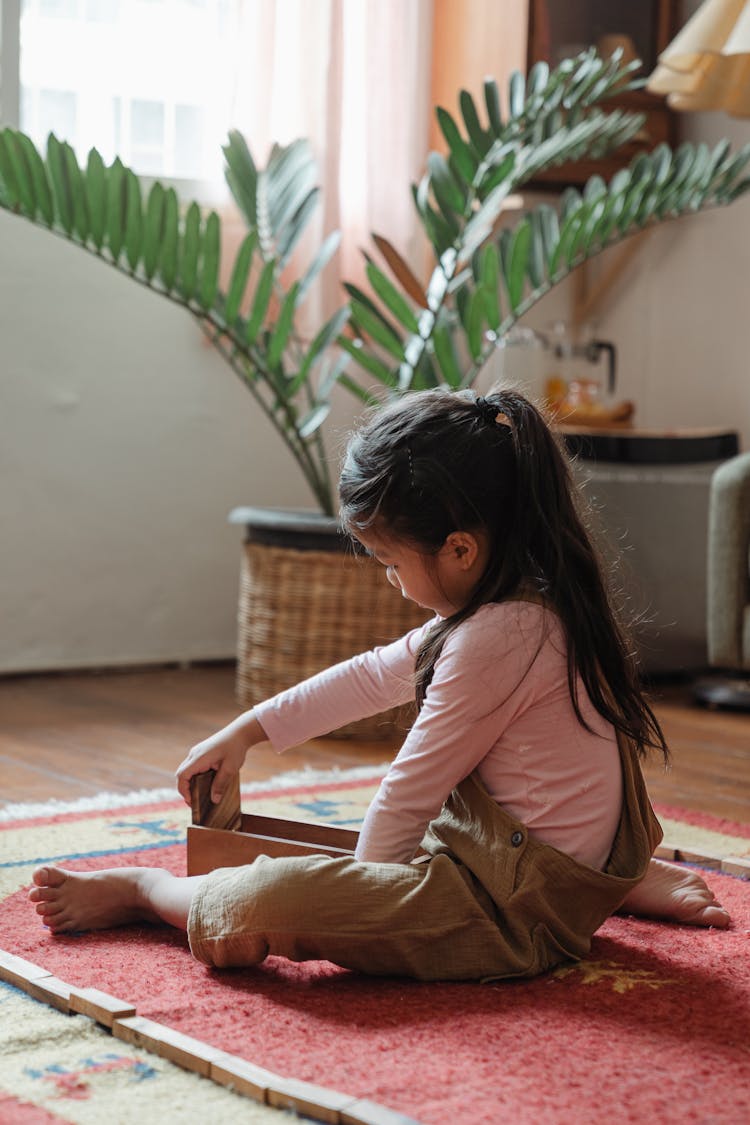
[443,530,482,571]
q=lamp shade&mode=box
[647,0,750,116]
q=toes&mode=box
[32,866,67,888]
[35,900,64,917]
[41,910,72,932]
[698,904,731,929]
[29,885,56,903]
[677,892,731,928]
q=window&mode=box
[2,0,241,200]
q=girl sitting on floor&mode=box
[29,389,729,979]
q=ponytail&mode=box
[491,391,667,759]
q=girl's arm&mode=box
[175,620,433,806]
[252,621,431,749]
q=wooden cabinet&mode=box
[527,0,680,187]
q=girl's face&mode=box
[355,528,486,618]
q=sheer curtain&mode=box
[10,0,433,327]
[222,0,434,323]
[11,0,433,322]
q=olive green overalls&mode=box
[188,731,662,981]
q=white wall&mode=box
[2,107,750,674]
[0,211,345,672]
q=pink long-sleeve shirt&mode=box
[254,602,623,871]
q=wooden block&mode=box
[653,842,677,861]
[673,848,724,870]
[721,855,750,879]
[113,1015,224,1077]
[69,987,136,1027]
[112,1014,165,1052]
[340,1099,422,1125]
[0,950,72,1015]
[209,1052,277,1102]
[191,770,242,832]
[266,1076,357,1123]
[25,974,73,1014]
[0,948,52,991]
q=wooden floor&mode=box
[1,663,748,824]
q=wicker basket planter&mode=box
[229,507,430,739]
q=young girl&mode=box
[29,389,729,980]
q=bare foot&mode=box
[619,858,731,928]
[28,865,166,934]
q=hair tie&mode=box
[475,395,504,427]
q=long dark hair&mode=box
[339,388,667,761]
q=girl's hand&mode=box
[175,712,267,806]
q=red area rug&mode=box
[2,770,750,1125]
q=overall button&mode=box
[510,830,524,847]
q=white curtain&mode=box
[220,0,434,324]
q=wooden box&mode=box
[187,771,359,876]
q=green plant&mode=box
[0,130,348,514]
[347,51,750,396]
[2,50,749,514]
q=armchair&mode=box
[694,451,750,709]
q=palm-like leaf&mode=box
[0,128,349,513]
[2,50,750,514]
[347,50,750,394]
